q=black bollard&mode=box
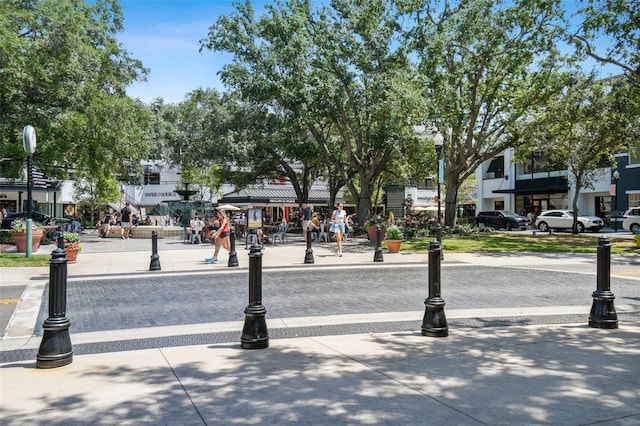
[304,228,314,264]
[241,245,269,349]
[37,235,73,368]
[589,236,618,329]
[228,227,239,267]
[373,226,384,262]
[149,230,161,271]
[422,240,448,337]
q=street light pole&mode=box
[434,133,444,250]
[23,125,37,258]
[612,170,620,232]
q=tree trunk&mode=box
[357,196,371,227]
[444,174,461,227]
[571,181,582,234]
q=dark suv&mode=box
[476,210,529,230]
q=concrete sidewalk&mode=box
[2,323,639,425]
[1,232,639,425]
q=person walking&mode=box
[120,202,132,240]
[330,203,347,256]
[206,210,231,264]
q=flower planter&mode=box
[11,230,44,253]
[65,248,79,263]
[386,240,402,253]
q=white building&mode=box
[475,148,640,225]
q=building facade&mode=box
[476,147,640,228]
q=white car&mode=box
[535,210,604,233]
[622,207,640,234]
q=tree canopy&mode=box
[0,0,150,202]
[403,0,570,225]
[571,0,640,85]
[202,0,424,222]
[512,73,637,231]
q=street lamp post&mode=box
[612,170,620,232]
[23,125,37,258]
[434,133,444,253]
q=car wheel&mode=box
[577,222,585,233]
[538,222,549,232]
[631,224,639,234]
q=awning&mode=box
[218,187,347,207]
[493,186,568,195]
[412,206,439,211]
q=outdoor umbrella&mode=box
[217,204,241,211]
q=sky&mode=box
[117,0,618,105]
[119,0,268,104]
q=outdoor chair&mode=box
[190,226,202,244]
[271,223,288,245]
[318,223,329,243]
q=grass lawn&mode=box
[0,232,637,267]
[401,233,638,255]
[0,253,51,267]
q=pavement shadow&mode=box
[2,325,638,425]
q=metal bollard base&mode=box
[241,305,269,349]
[149,254,161,271]
[588,291,618,329]
[37,320,73,368]
[228,251,239,267]
[304,249,314,264]
[373,247,384,262]
[422,298,448,337]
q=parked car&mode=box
[622,207,640,234]
[535,209,604,233]
[475,210,530,230]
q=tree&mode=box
[0,0,150,184]
[512,74,636,232]
[570,0,640,85]
[161,88,325,205]
[73,176,121,223]
[404,0,570,226]
[202,0,424,223]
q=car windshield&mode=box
[501,211,517,217]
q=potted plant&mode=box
[364,216,386,242]
[10,218,44,253]
[63,231,82,263]
[385,224,403,253]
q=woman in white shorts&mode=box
[330,203,347,256]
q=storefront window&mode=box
[515,193,568,216]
